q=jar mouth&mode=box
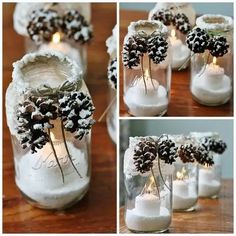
[12,51,82,93]
[196,14,233,32]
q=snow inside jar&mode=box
[5,51,95,210]
[122,20,171,117]
[188,14,233,106]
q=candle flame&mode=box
[176,167,186,180]
[147,176,154,192]
[213,57,217,65]
[52,32,61,44]
[171,29,176,38]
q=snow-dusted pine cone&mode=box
[27,9,62,44]
[59,92,95,140]
[178,144,198,163]
[151,9,173,26]
[62,10,92,43]
[195,145,214,166]
[203,138,227,154]
[173,13,191,34]
[133,139,157,173]
[122,35,147,69]
[147,35,168,64]
[108,58,117,90]
[158,139,178,164]
[186,27,210,53]
[16,96,57,153]
[208,36,229,57]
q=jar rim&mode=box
[196,14,233,32]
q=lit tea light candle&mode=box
[199,165,220,197]
[125,177,171,232]
[173,167,198,210]
[191,57,232,105]
[169,29,190,69]
[124,70,168,116]
[39,32,82,66]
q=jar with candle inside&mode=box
[149,3,195,70]
[122,20,171,117]
[5,51,95,210]
[187,14,233,106]
[171,135,199,212]
[190,132,227,198]
[13,3,92,73]
[123,136,179,233]
[105,25,117,143]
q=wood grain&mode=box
[3,3,117,233]
[120,180,233,233]
[119,10,233,117]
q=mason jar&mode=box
[190,14,233,106]
[6,51,94,209]
[13,3,91,73]
[190,132,222,198]
[123,20,172,117]
[123,137,172,233]
[149,3,195,70]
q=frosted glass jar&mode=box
[123,20,171,117]
[6,51,94,209]
[149,3,195,70]
[190,15,233,106]
[190,132,222,198]
[13,3,91,73]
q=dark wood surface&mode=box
[3,3,117,233]
[119,10,233,117]
[120,179,233,233]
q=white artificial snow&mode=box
[106,25,117,59]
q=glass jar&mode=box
[149,3,195,70]
[123,137,172,233]
[6,51,94,209]
[190,14,233,106]
[123,20,171,117]
[13,3,91,74]
[190,132,222,198]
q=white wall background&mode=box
[120,2,234,17]
[127,119,233,179]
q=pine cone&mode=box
[195,145,214,166]
[27,9,62,44]
[158,139,178,164]
[122,35,147,69]
[178,144,197,163]
[147,35,168,64]
[16,97,57,153]
[133,140,157,173]
[108,58,117,90]
[62,10,92,44]
[208,36,229,57]
[203,137,227,154]
[173,13,191,34]
[151,9,173,26]
[59,92,95,140]
[186,27,210,53]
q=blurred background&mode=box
[120,119,233,204]
[120,2,234,16]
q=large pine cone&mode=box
[133,139,157,173]
[208,36,229,57]
[147,35,168,64]
[16,97,57,153]
[62,10,92,43]
[195,145,214,166]
[122,35,147,69]
[186,27,210,53]
[108,58,117,90]
[59,92,95,140]
[178,144,197,163]
[203,137,227,154]
[151,9,173,26]
[158,139,178,164]
[27,9,62,44]
[173,13,191,34]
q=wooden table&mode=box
[120,179,233,233]
[3,3,116,233]
[119,10,233,117]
